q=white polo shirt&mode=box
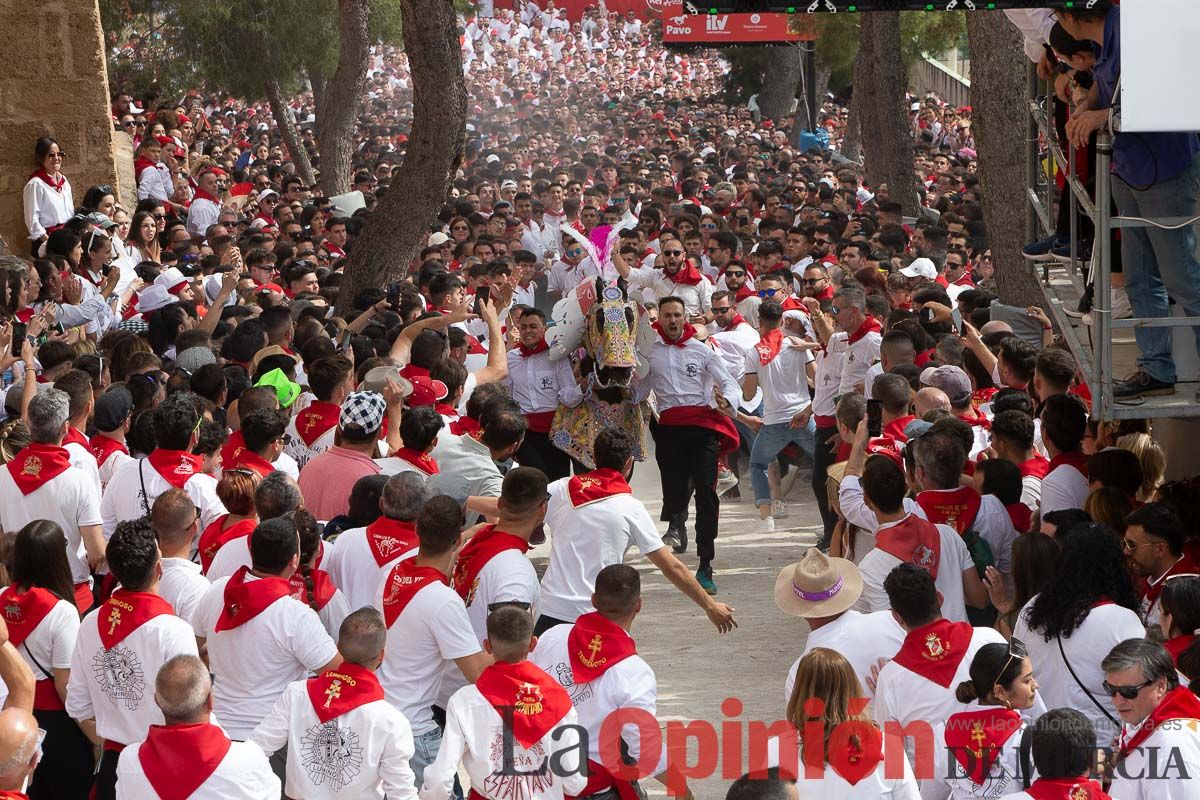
[505,348,584,416]
[116,733,280,799]
[784,609,904,706]
[101,457,225,539]
[158,557,211,631]
[855,518,975,623]
[325,523,418,611]
[0,462,101,585]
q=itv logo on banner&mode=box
[706,14,729,30]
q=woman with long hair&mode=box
[1159,575,1200,690]
[787,648,919,798]
[288,509,351,639]
[1082,487,1135,535]
[78,185,116,219]
[0,418,31,464]
[197,468,262,574]
[23,137,74,254]
[124,211,162,265]
[929,642,1041,798]
[1012,524,1145,748]
[0,520,94,798]
[984,532,1061,639]
[1117,432,1166,502]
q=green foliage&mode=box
[815,10,966,92]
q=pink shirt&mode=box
[297,445,381,522]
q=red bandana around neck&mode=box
[567,468,632,508]
[0,587,60,647]
[31,169,65,192]
[915,487,982,537]
[1165,634,1196,666]
[876,515,942,579]
[883,415,916,442]
[1143,554,1200,615]
[392,448,439,476]
[382,562,448,627]
[755,328,784,366]
[192,187,220,204]
[1025,777,1113,800]
[568,611,638,683]
[63,426,91,454]
[1118,686,1200,762]
[1048,450,1090,479]
[723,313,748,331]
[198,517,256,574]
[89,433,128,466]
[228,449,275,479]
[138,723,231,800]
[452,525,530,604]
[1006,502,1034,533]
[847,315,882,345]
[98,590,175,650]
[364,517,418,567]
[214,566,292,632]
[518,338,550,357]
[288,568,338,611]
[5,444,72,496]
[651,321,696,347]
[1019,454,1051,480]
[306,662,385,724]
[734,285,755,303]
[296,401,341,448]
[891,618,973,687]
[667,262,704,286]
[435,403,460,419]
[476,660,574,748]
[943,706,1022,786]
[147,449,204,489]
[450,416,481,436]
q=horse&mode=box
[548,275,649,469]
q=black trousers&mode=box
[811,424,840,547]
[29,708,93,800]
[652,423,720,564]
[534,613,573,637]
[517,430,571,481]
[93,748,121,800]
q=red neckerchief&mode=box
[755,328,784,366]
[147,448,204,489]
[391,447,439,476]
[1006,502,1033,533]
[891,618,974,687]
[449,416,481,436]
[365,517,418,567]
[847,316,883,345]
[722,313,748,331]
[943,707,1022,787]
[651,321,696,347]
[214,566,292,632]
[5,444,72,496]
[568,611,638,683]
[915,486,982,536]
[810,283,835,301]
[325,244,346,258]
[951,272,975,288]
[780,296,807,314]
[518,338,550,357]
[883,415,916,442]
[30,169,65,192]
[138,723,231,800]
[876,514,942,579]
[452,525,530,604]
[1019,455,1051,479]
[295,401,340,448]
[1025,777,1112,800]
[89,433,128,466]
[475,660,574,748]
[568,468,632,508]
[14,308,34,324]
[1048,450,1090,480]
[306,662,385,724]
[972,387,998,410]
[435,403,459,419]
[192,187,220,204]
[288,568,337,611]
[198,516,255,574]
[734,285,755,303]
[915,348,935,367]
[382,562,447,626]
[1165,634,1196,667]
[0,586,60,647]
[62,428,89,459]
[1118,686,1200,763]
[956,407,992,430]
[98,590,175,649]
[219,430,245,470]
[666,262,703,287]
[0,791,27,799]
[133,158,157,182]
[227,449,275,479]
[1143,553,1199,609]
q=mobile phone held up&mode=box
[387,282,401,308]
[474,285,490,316]
[866,399,883,438]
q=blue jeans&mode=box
[1111,153,1200,383]
[734,399,764,454]
[411,727,463,799]
[749,418,816,507]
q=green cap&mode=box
[255,368,301,409]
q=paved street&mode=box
[530,447,823,800]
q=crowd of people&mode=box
[0,0,1197,798]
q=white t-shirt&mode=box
[64,438,102,497]
[0,464,102,585]
[158,557,211,631]
[101,457,225,539]
[194,574,340,741]
[12,596,79,681]
[855,519,975,623]
[928,703,1033,800]
[784,610,904,707]
[325,524,418,612]
[116,734,280,799]
[1038,462,1089,516]
[743,336,813,425]
[375,580,481,736]
[539,477,665,622]
[204,537,253,584]
[1110,716,1200,800]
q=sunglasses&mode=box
[1122,538,1155,552]
[724,271,745,277]
[1102,678,1155,700]
[802,278,825,285]
[711,306,732,313]
[992,637,1027,689]
[663,250,683,257]
[757,288,780,298]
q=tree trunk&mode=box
[841,25,867,162]
[314,0,371,197]
[967,13,1043,308]
[335,0,466,316]
[759,45,802,123]
[265,79,316,188]
[858,12,915,215]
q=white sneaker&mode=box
[716,470,739,498]
[756,516,776,534]
[771,499,789,519]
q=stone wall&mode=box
[0,0,122,254]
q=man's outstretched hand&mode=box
[707,602,737,634]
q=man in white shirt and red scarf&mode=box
[614,239,714,318]
[423,606,586,800]
[53,370,101,495]
[638,296,740,595]
[1000,708,1114,800]
[505,308,583,481]
[1038,394,1092,516]
[377,406,445,479]
[1122,504,1199,628]
[252,608,418,800]
[285,355,354,470]
[1103,638,1200,800]
[376,496,492,786]
[186,167,224,239]
[89,386,134,491]
[807,286,882,397]
[117,655,279,798]
[532,564,689,800]
[872,564,1005,755]
[66,519,199,800]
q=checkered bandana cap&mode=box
[340,391,386,434]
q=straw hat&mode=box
[774,549,863,618]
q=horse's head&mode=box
[582,276,638,398]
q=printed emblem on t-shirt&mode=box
[92,644,147,710]
[301,722,364,790]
